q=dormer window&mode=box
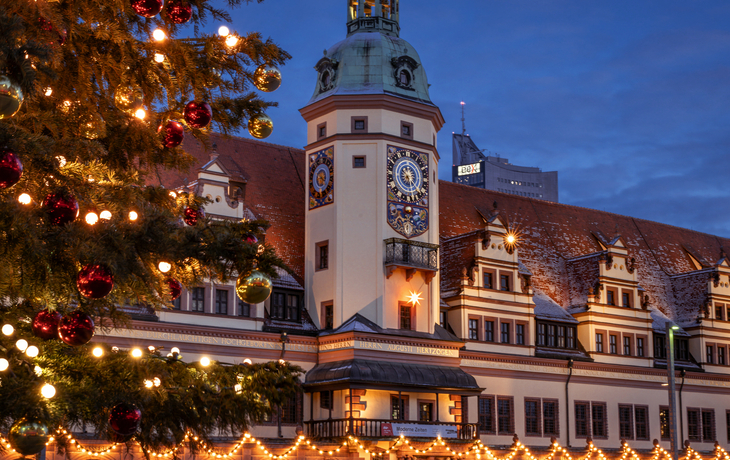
[399,69,411,86]
[391,55,418,90]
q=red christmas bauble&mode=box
[58,310,95,346]
[244,233,258,245]
[166,0,192,24]
[158,120,184,148]
[77,264,115,299]
[109,403,142,436]
[32,310,62,341]
[183,207,205,226]
[42,192,79,226]
[107,428,134,443]
[0,147,22,189]
[183,101,212,129]
[167,278,182,301]
[130,0,163,17]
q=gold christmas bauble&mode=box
[8,418,49,456]
[253,64,282,92]
[0,74,24,119]
[79,112,107,139]
[235,270,272,304]
[114,84,144,113]
[247,114,273,139]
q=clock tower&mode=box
[300,0,444,333]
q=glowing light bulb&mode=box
[26,345,39,358]
[200,357,211,366]
[92,347,104,357]
[85,212,99,225]
[41,383,56,398]
[16,339,28,352]
[2,324,14,335]
[169,191,177,198]
[158,261,172,273]
[171,347,180,354]
[0,358,9,371]
[279,359,286,365]
[225,35,239,47]
[18,194,31,205]
[152,28,167,41]
[34,365,43,376]
[131,348,143,358]
[153,377,161,387]
[144,380,153,389]
[243,358,252,365]
[148,345,156,353]
[218,26,230,36]
[100,210,112,220]
[154,53,165,63]
[45,87,53,96]
[129,211,139,221]
[135,108,146,120]
[56,156,67,167]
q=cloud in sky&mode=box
[224,0,730,237]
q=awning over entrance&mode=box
[303,359,483,394]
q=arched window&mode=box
[399,69,411,86]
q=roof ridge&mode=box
[209,132,305,153]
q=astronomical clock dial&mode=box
[386,146,429,238]
[309,146,334,210]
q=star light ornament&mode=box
[407,290,423,307]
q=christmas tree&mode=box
[0,0,300,455]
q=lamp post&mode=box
[666,322,680,460]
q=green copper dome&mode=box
[307,0,433,106]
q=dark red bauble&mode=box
[183,207,205,226]
[107,428,134,444]
[131,0,163,17]
[183,101,212,129]
[158,120,184,148]
[42,192,79,226]
[244,233,258,245]
[166,278,182,301]
[109,403,142,436]
[165,0,192,24]
[0,147,22,189]
[58,310,95,346]
[32,310,62,341]
[77,264,115,299]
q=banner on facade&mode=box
[381,423,459,438]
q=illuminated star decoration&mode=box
[407,290,423,306]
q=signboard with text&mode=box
[456,162,481,176]
[381,423,459,438]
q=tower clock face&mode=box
[309,146,334,210]
[386,146,429,238]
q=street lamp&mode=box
[666,321,681,460]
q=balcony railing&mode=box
[305,419,478,440]
[384,238,438,272]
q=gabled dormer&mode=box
[190,147,256,220]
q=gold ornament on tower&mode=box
[113,84,144,113]
[235,270,272,304]
[253,64,282,92]
[247,114,273,139]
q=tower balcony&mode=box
[384,238,438,283]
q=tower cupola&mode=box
[347,0,400,37]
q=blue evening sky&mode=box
[220,1,730,237]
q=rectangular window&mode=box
[400,121,414,139]
[353,156,366,168]
[716,305,724,321]
[286,294,300,321]
[619,405,634,440]
[676,339,689,361]
[637,337,645,357]
[172,297,181,310]
[596,333,604,353]
[484,272,493,289]
[191,287,205,312]
[400,305,412,330]
[592,403,607,438]
[516,324,525,345]
[271,292,285,319]
[688,408,700,441]
[557,326,565,348]
[468,318,479,340]
[215,289,228,315]
[391,395,408,420]
[440,311,447,329]
[547,324,556,347]
[702,409,716,442]
[323,303,334,330]
[660,406,670,440]
[635,406,649,440]
[610,335,618,354]
[497,397,514,435]
[281,394,298,424]
[607,290,615,306]
[655,335,666,359]
[537,323,546,346]
[525,399,541,436]
[575,402,589,438]
[500,322,510,344]
[567,327,576,349]
[238,299,250,317]
[351,116,368,133]
[316,122,327,140]
[500,274,510,291]
[316,241,329,271]
[543,400,559,436]
[726,411,730,443]
[419,402,433,422]
[320,390,332,410]
[624,336,631,356]
[478,397,494,434]
[485,321,494,342]
[707,345,714,364]
[622,292,631,308]
[719,347,726,365]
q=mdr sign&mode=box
[381,423,459,438]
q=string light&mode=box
[41,383,56,398]
[129,210,139,221]
[2,324,13,335]
[200,357,211,366]
[44,87,53,96]
[153,28,167,41]
[85,212,99,225]
[158,261,172,273]
[225,34,239,47]
[135,108,147,120]
[218,26,230,36]
[16,339,28,351]
[18,193,31,205]
[0,358,8,371]
[92,347,104,357]
[100,210,112,220]
[131,348,143,358]
[154,53,166,63]
[26,345,39,357]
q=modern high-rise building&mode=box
[452,132,559,202]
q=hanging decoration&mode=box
[167,278,182,301]
[57,310,95,346]
[244,233,258,245]
[183,101,212,128]
[31,309,63,340]
[7,418,49,456]
[77,264,115,299]
[130,0,164,18]
[0,147,23,189]
[253,64,282,92]
[165,0,193,24]
[42,191,79,226]
[0,74,24,119]
[79,112,107,139]
[159,120,185,147]
[114,84,144,114]
[247,114,273,139]
[183,207,205,226]
[235,270,272,304]
[109,403,142,436]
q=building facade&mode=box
[14,2,730,460]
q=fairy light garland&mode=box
[57,428,118,456]
[715,444,730,460]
